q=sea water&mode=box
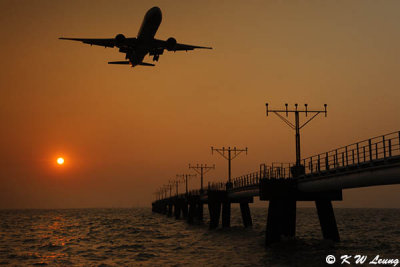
[0,208,399,266]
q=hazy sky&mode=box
[1,0,400,208]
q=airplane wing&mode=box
[59,37,115,48]
[153,38,212,51]
[174,43,212,50]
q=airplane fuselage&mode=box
[59,6,211,68]
[129,7,163,66]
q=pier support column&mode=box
[162,203,167,215]
[208,202,221,229]
[167,203,173,217]
[316,200,340,242]
[198,203,204,222]
[182,202,188,218]
[187,202,195,224]
[174,203,181,219]
[240,202,253,227]
[265,200,281,245]
[281,199,296,237]
[265,199,296,245]
[222,202,231,228]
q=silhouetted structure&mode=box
[211,146,248,184]
[176,174,196,195]
[210,146,248,227]
[59,7,212,68]
[263,103,329,244]
[266,103,327,174]
[189,164,215,192]
[153,131,400,246]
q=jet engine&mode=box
[115,34,126,46]
[166,37,177,51]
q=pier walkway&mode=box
[152,131,400,245]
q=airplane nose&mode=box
[148,6,162,16]
[146,6,162,23]
[150,6,161,12]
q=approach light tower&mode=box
[265,103,327,177]
[167,180,174,197]
[176,174,196,195]
[171,179,181,196]
[159,186,166,199]
[189,164,215,193]
[211,146,248,184]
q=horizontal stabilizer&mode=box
[108,61,130,65]
[108,61,155,66]
[138,62,155,66]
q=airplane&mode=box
[59,6,212,67]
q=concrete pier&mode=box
[260,177,342,245]
[240,202,252,227]
[152,131,400,247]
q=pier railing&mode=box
[231,163,293,190]
[207,182,226,191]
[155,131,400,199]
[302,131,400,175]
[230,132,400,189]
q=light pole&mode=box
[211,147,247,184]
[189,164,215,193]
[266,103,327,176]
[176,174,196,195]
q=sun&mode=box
[57,157,65,165]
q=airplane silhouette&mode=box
[59,6,212,67]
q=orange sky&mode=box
[1,0,400,208]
